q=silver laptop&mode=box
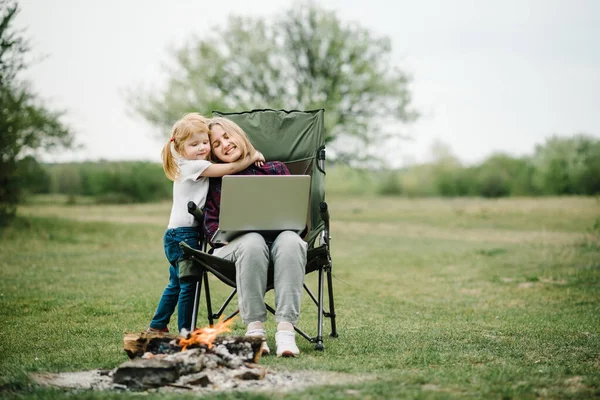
[211,175,311,244]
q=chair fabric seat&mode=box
[179,241,329,290]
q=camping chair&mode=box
[179,108,338,350]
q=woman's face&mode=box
[210,124,243,163]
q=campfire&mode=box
[31,320,371,394]
[116,318,266,390]
[178,318,235,351]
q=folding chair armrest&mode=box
[179,241,237,287]
[319,201,329,224]
[306,244,330,274]
[187,201,204,222]
[319,201,331,247]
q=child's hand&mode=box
[253,151,265,167]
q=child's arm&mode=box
[200,151,265,178]
[254,151,265,167]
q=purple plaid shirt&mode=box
[203,161,290,248]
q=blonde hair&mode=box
[207,117,255,162]
[162,113,210,181]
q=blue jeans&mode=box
[149,227,201,332]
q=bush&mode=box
[531,134,600,195]
[435,167,477,197]
[476,168,510,198]
[376,171,402,196]
[0,160,18,227]
[397,164,438,197]
[579,141,600,195]
[34,133,600,202]
[326,165,379,196]
[95,192,137,204]
[472,154,533,198]
[16,156,51,194]
[58,165,83,196]
[45,161,172,203]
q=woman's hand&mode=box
[253,151,265,167]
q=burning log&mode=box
[123,318,263,362]
[122,333,264,363]
[178,318,234,350]
[117,319,266,389]
[123,331,178,359]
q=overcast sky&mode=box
[17,0,600,166]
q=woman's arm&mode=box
[200,151,265,178]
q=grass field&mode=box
[1,195,599,399]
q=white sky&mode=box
[17,0,600,166]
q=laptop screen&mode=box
[212,175,311,243]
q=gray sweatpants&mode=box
[212,231,307,325]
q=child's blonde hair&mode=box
[207,117,255,162]
[162,113,210,181]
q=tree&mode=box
[475,153,534,197]
[127,2,418,164]
[428,140,470,196]
[0,0,75,226]
[531,134,600,195]
[16,155,51,195]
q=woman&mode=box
[203,117,307,357]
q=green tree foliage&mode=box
[16,155,51,195]
[531,134,600,195]
[387,135,599,198]
[0,1,74,226]
[30,136,599,201]
[376,170,403,196]
[428,140,472,197]
[474,154,534,198]
[44,162,172,204]
[127,3,418,163]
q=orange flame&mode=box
[178,317,235,351]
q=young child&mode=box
[148,113,264,333]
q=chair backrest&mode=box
[212,109,325,247]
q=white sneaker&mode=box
[246,328,270,355]
[275,330,300,357]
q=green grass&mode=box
[1,196,599,399]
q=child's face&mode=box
[182,132,211,161]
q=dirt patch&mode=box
[32,368,374,394]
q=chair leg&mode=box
[214,289,237,321]
[223,309,240,322]
[190,279,202,332]
[314,267,325,351]
[203,271,214,326]
[326,265,338,338]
